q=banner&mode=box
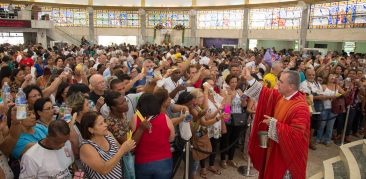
[0,20,31,28]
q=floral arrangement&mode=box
[154,24,165,30]
[173,24,185,30]
[153,24,165,41]
[173,24,186,43]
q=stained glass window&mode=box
[249,7,302,29]
[38,7,88,27]
[146,11,190,28]
[309,0,366,29]
[94,10,139,27]
[197,10,243,29]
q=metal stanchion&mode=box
[340,105,351,146]
[237,117,257,177]
[184,141,190,179]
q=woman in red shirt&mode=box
[131,93,175,179]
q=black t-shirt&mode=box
[89,91,101,105]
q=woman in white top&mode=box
[317,74,346,146]
[200,78,228,176]
[219,74,247,169]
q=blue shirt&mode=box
[11,124,48,160]
[300,71,306,83]
[34,64,44,77]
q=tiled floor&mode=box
[173,136,362,179]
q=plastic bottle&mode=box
[223,105,231,123]
[2,82,11,105]
[63,107,72,123]
[15,88,27,120]
[184,112,193,122]
[64,64,72,75]
[59,103,66,117]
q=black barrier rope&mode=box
[191,113,341,155]
[171,151,184,179]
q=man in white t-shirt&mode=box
[93,54,107,69]
[157,68,191,102]
[19,120,74,179]
[199,52,210,65]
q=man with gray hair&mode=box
[242,68,310,179]
[89,74,106,106]
[103,57,119,78]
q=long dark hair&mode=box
[80,111,99,140]
[55,82,70,105]
[136,93,161,118]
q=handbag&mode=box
[332,97,346,114]
[231,113,247,126]
[191,133,212,161]
[122,152,136,179]
[331,85,345,114]
[179,121,192,140]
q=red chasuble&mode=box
[248,87,310,179]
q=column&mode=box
[36,29,47,48]
[190,10,198,46]
[299,4,310,51]
[87,7,95,45]
[240,8,249,50]
[139,9,146,45]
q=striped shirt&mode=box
[81,135,123,179]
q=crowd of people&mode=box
[0,42,364,179]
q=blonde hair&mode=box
[190,88,203,98]
[66,92,86,114]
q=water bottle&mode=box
[345,78,351,89]
[146,68,154,82]
[64,64,72,75]
[184,113,193,123]
[223,105,231,123]
[2,82,11,105]
[59,103,66,114]
[15,88,27,120]
[63,107,72,123]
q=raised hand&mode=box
[241,67,253,81]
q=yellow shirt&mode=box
[263,73,277,89]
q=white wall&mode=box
[249,29,299,40]
[307,41,343,52]
[53,27,366,49]
[307,29,366,42]
[57,27,140,43]
[196,0,243,6]
[256,40,295,50]
[355,42,366,53]
[93,0,140,6]
[145,0,192,7]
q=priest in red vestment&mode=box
[242,69,310,179]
